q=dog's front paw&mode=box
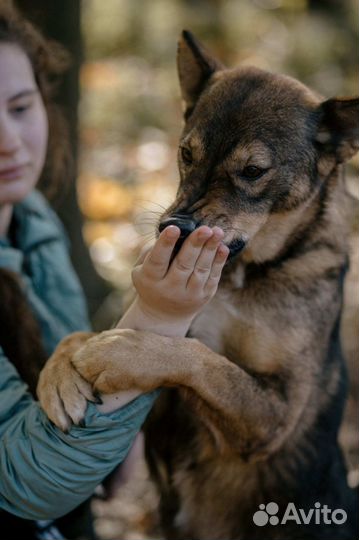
[72,328,170,395]
[37,332,97,431]
[72,329,144,395]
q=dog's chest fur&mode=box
[190,263,245,354]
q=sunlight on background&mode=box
[78,0,358,291]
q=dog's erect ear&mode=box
[316,97,359,163]
[177,30,223,118]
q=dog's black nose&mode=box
[159,215,197,239]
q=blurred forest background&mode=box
[14,0,359,539]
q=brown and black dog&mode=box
[38,32,359,539]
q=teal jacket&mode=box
[0,190,158,519]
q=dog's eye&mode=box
[181,147,193,166]
[241,166,264,180]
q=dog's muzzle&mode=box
[159,215,246,261]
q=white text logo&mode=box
[253,502,347,527]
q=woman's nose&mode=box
[0,117,21,155]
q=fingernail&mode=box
[165,225,180,238]
[212,226,224,238]
[198,226,212,239]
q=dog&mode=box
[38,31,359,539]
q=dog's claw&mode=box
[94,392,103,405]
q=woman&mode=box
[0,4,228,539]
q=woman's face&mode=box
[0,43,48,205]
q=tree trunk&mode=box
[15,0,110,318]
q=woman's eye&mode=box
[181,147,193,166]
[10,103,31,115]
[241,165,264,179]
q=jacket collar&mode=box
[12,191,63,253]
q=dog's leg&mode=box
[72,328,314,461]
[37,331,97,431]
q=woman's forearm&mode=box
[0,348,158,518]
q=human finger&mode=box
[166,226,213,281]
[141,225,181,279]
[186,227,224,290]
[204,243,229,294]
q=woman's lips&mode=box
[0,164,27,181]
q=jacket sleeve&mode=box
[0,347,159,520]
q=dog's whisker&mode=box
[134,215,159,222]
[135,199,169,212]
[135,209,163,218]
[137,230,157,240]
[134,219,158,227]
[138,236,157,249]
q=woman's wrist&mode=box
[116,296,193,338]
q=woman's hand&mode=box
[129,225,229,332]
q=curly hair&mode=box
[0,1,73,198]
